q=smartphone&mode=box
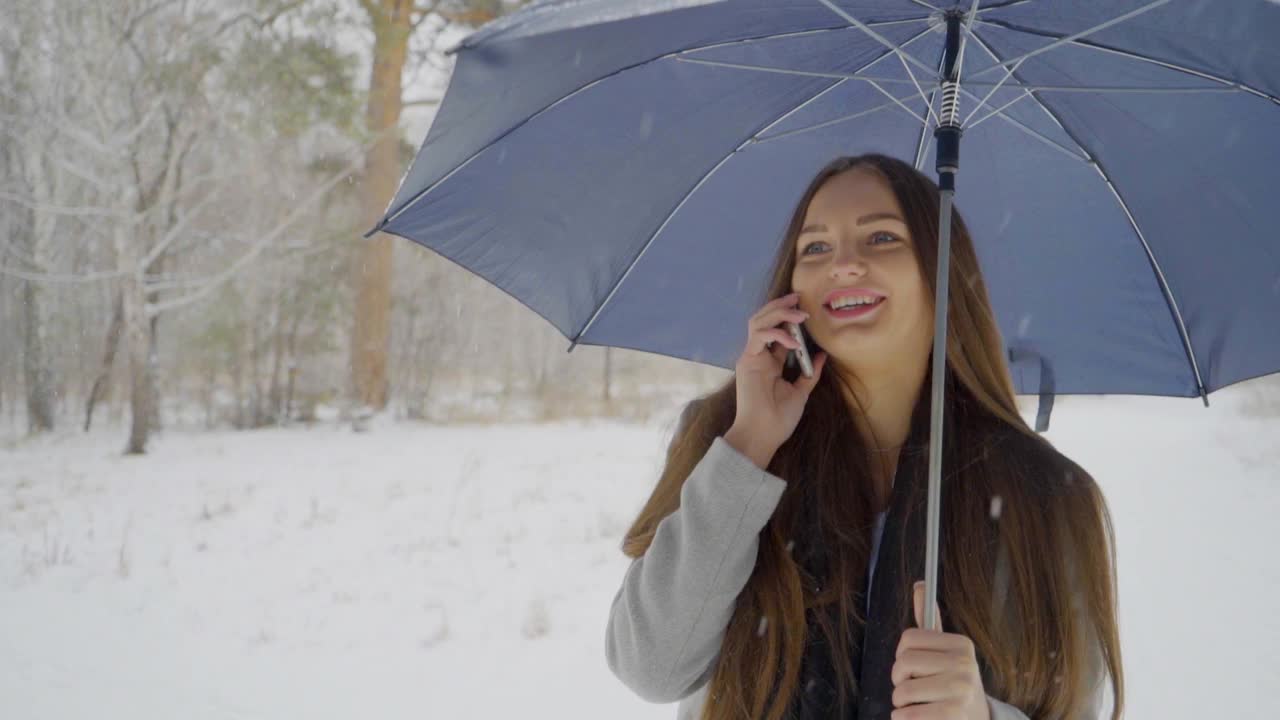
[783,321,814,378]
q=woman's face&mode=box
[790,168,934,377]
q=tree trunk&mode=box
[21,265,55,433]
[84,292,124,432]
[350,2,412,414]
[249,304,267,427]
[603,347,613,405]
[232,323,247,429]
[13,156,54,433]
[145,250,166,434]
[267,286,287,424]
[115,223,152,455]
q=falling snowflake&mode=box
[997,209,1013,235]
[989,495,1003,520]
[757,615,769,636]
[638,110,655,139]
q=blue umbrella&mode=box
[365,0,1280,632]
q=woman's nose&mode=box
[829,250,868,279]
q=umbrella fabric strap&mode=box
[1007,348,1055,433]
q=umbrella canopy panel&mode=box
[379,0,1280,399]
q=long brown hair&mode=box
[619,155,1124,719]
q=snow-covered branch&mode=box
[143,150,368,318]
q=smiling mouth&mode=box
[823,297,887,317]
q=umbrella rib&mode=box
[374,17,931,233]
[974,18,1280,105]
[965,0,1173,81]
[897,51,942,127]
[962,80,1239,123]
[675,16,932,58]
[680,56,1101,164]
[963,84,1241,93]
[914,42,949,170]
[569,26,937,347]
[975,0,1034,11]
[750,87,930,145]
[904,0,941,12]
[677,61,1242,95]
[813,0,940,80]
[962,56,1025,126]
[948,83,1091,164]
[673,57,927,87]
[747,77,1088,166]
[965,88,1034,129]
[819,0,942,121]
[965,30,1210,401]
[567,83,843,347]
[960,5,1025,129]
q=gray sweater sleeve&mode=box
[605,435,788,703]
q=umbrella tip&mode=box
[362,222,383,239]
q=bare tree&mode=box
[0,0,371,451]
[349,0,507,421]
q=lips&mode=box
[824,296,886,320]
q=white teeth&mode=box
[830,296,880,309]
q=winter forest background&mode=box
[2,1,1278,719]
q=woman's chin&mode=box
[822,338,893,368]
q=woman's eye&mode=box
[802,234,897,255]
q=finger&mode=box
[752,328,799,356]
[897,627,976,659]
[751,306,809,334]
[770,339,790,365]
[890,699,966,720]
[913,580,943,632]
[891,672,974,710]
[891,648,954,687]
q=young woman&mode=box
[605,154,1124,720]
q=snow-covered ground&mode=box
[1,389,1277,719]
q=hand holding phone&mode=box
[727,293,827,465]
[783,320,814,378]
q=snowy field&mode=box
[2,389,1278,719]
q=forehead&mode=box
[803,168,900,221]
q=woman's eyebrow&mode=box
[799,213,905,235]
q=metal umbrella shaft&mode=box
[923,9,970,635]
